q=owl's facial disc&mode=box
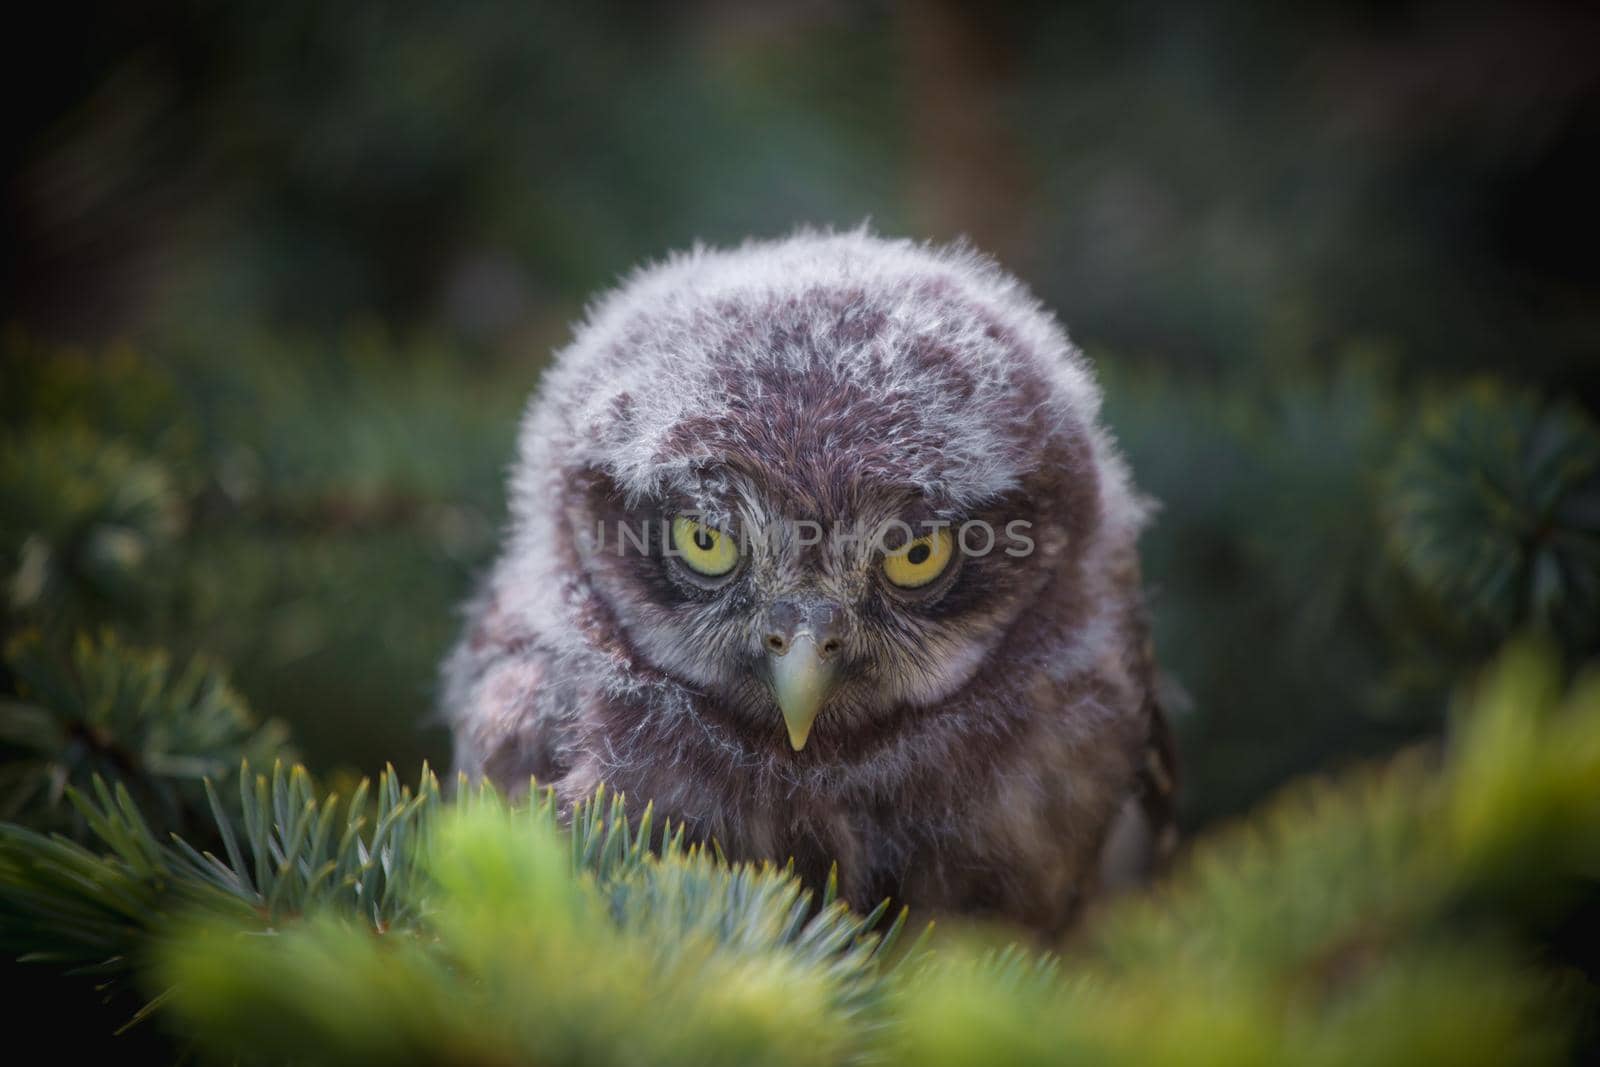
[580,474,1047,752]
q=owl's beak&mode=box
[769,633,837,751]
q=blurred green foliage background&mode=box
[5,0,1599,830]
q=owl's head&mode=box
[506,230,1144,757]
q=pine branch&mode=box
[0,424,184,638]
[2,643,1594,1065]
[0,758,911,1064]
[0,631,291,838]
[885,641,1600,1066]
[1383,383,1600,660]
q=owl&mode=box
[444,229,1176,932]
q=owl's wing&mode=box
[1136,693,1181,863]
[442,587,570,794]
[1096,632,1181,890]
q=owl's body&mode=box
[446,231,1174,932]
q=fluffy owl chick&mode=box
[444,229,1176,932]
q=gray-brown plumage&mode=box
[444,229,1176,932]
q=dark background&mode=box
[6,0,1598,829]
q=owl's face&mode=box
[515,232,1133,760]
[574,453,1077,755]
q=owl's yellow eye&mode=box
[883,528,954,589]
[671,515,739,577]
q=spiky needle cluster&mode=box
[1,644,1597,1065]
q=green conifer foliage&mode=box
[1383,385,1600,660]
[0,645,1594,1064]
[4,338,1599,1063]
[0,632,290,837]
